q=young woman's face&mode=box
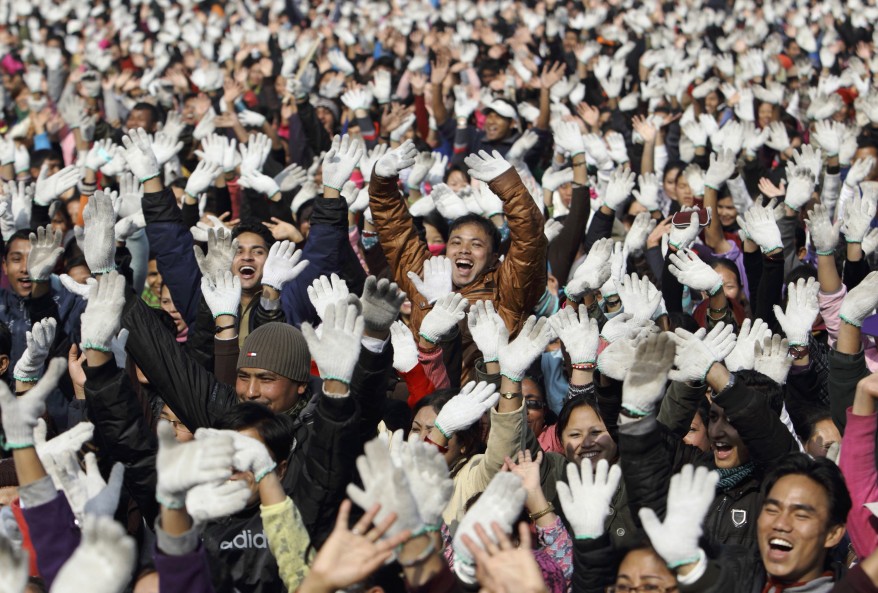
[704,91,720,115]
[758,102,776,128]
[675,174,694,207]
[522,378,547,437]
[664,167,680,200]
[560,405,617,465]
[446,170,469,193]
[684,412,710,452]
[716,196,738,228]
[410,405,464,467]
[716,265,741,302]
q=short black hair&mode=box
[32,149,63,170]
[761,453,851,529]
[131,102,163,127]
[232,221,275,248]
[555,392,605,443]
[448,214,502,254]
[213,402,296,463]
[3,230,32,258]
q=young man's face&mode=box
[484,111,513,142]
[758,474,845,584]
[125,107,155,133]
[235,368,304,414]
[445,223,495,287]
[232,232,269,293]
[3,237,33,297]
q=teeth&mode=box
[582,451,598,458]
[770,538,793,550]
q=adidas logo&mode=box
[219,529,269,549]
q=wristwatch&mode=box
[500,392,520,399]
[788,345,810,360]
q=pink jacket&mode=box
[839,408,878,559]
[818,287,878,372]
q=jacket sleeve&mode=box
[492,168,549,325]
[657,380,707,438]
[712,378,799,465]
[261,497,312,591]
[418,345,450,390]
[839,409,878,559]
[829,348,870,435]
[460,403,526,495]
[571,534,620,593]
[143,186,202,327]
[368,173,431,313]
[348,344,393,448]
[121,294,237,431]
[287,394,360,548]
[547,185,589,284]
[583,209,614,252]
[153,522,215,593]
[83,358,159,526]
[281,197,364,327]
[19,481,80,590]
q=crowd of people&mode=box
[2,0,878,591]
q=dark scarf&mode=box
[715,461,756,490]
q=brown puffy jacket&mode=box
[369,167,547,382]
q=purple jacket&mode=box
[154,542,215,593]
[20,491,80,590]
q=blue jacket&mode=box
[0,276,85,375]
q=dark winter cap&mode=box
[237,322,311,383]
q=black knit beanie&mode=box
[237,323,311,383]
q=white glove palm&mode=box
[805,203,841,255]
[389,321,418,373]
[307,273,349,321]
[668,323,735,383]
[667,249,723,294]
[566,238,613,298]
[13,317,56,382]
[464,150,513,183]
[737,204,783,253]
[302,301,364,385]
[615,273,662,321]
[773,277,819,346]
[602,168,636,211]
[80,272,126,352]
[81,191,117,274]
[467,300,507,364]
[201,271,241,318]
[840,271,878,327]
[754,334,793,385]
[842,194,877,244]
[668,210,701,250]
[549,305,598,365]
[34,164,80,206]
[434,381,500,438]
[498,316,552,381]
[155,422,235,509]
[121,128,160,182]
[419,292,468,344]
[621,332,676,418]
[639,465,718,568]
[556,458,621,538]
[407,256,453,304]
[27,226,63,282]
[375,140,418,178]
[261,240,309,290]
[725,318,770,372]
[322,134,365,190]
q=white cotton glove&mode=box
[340,88,374,112]
[549,305,599,366]
[467,300,508,364]
[370,70,393,104]
[499,315,552,382]
[464,150,513,183]
[766,121,791,153]
[556,458,622,539]
[407,256,453,304]
[348,436,425,537]
[184,160,222,198]
[737,204,783,254]
[583,134,612,169]
[452,473,527,584]
[34,164,81,207]
[426,152,449,186]
[343,184,369,213]
[302,300,364,385]
[196,428,277,482]
[453,86,479,120]
[545,219,563,243]
[773,277,819,346]
[390,114,416,143]
[0,532,28,593]
[542,168,574,192]
[193,226,237,277]
[812,120,840,157]
[431,184,469,220]
[621,332,676,418]
[703,149,736,190]
[783,167,816,212]
[602,167,636,211]
[150,132,184,167]
[840,271,878,327]
[754,334,793,385]
[201,271,241,318]
[185,480,253,523]
[552,120,586,157]
[374,139,418,178]
[639,465,718,569]
[322,134,365,191]
[473,182,504,217]
[49,515,136,593]
[667,249,723,295]
[238,110,266,128]
[845,157,875,189]
[261,240,309,291]
[842,194,877,244]
[121,128,160,182]
[394,435,454,529]
[791,145,823,182]
[239,170,281,200]
[605,132,629,164]
[389,321,419,373]
[238,133,271,175]
[307,273,350,321]
[275,163,309,193]
[668,322,736,383]
[80,272,126,353]
[0,358,66,450]
[615,273,662,322]
[82,454,125,518]
[624,212,656,255]
[78,190,117,274]
[682,120,707,148]
[34,420,94,492]
[406,152,435,190]
[863,228,878,257]
[682,165,705,198]
[434,381,500,438]
[566,238,614,298]
[725,318,771,372]
[155,421,235,509]
[115,174,143,219]
[419,292,468,344]
[13,318,56,382]
[27,226,63,282]
[805,204,841,255]
[633,173,660,212]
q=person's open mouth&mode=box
[455,258,474,275]
[238,266,257,281]
[713,441,734,461]
[766,537,794,561]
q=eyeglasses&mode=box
[160,417,191,434]
[606,585,677,593]
[525,400,546,410]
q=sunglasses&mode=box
[525,399,546,410]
